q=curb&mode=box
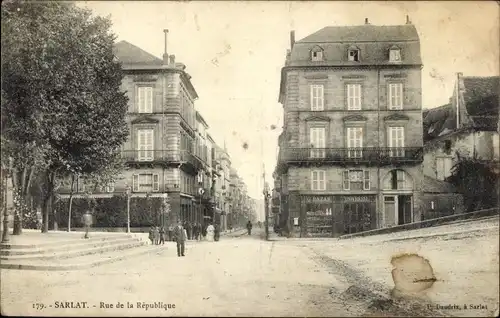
[0,245,163,271]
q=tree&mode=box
[448,152,499,212]
[1,1,129,233]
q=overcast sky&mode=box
[79,1,498,203]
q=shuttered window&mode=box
[311,170,326,191]
[388,83,403,110]
[137,86,153,113]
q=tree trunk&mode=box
[67,174,75,232]
[41,171,56,233]
[12,166,34,235]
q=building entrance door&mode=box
[384,194,412,226]
[397,195,412,225]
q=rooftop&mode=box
[423,76,499,142]
[298,24,419,43]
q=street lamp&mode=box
[125,184,131,233]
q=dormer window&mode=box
[348,48,360,62]
[310,46,324,61]
[389,47,401,62]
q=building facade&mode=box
[57,32,251,230]
[274,18,424,238]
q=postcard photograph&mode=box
[0,0,499,317]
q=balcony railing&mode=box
[121,150,204,169]
[282,147,423,164]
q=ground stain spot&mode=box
[391,253,437,295]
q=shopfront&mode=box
[300,195,377,237]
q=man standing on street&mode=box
[173,221,187,257]
[246,220,253,236]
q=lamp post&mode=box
[263,182,270,241]
[125,184,131,233]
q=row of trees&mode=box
[1,1,129,234]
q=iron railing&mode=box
[281,147,423,164]
[121,150,205,169]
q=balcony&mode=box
[281,147,423,165]
[121,150,204,170]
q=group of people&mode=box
[148,226,166,245]
[148,221,225,257]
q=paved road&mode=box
[3,224,496,317]
[1,228,356,317]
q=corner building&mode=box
[275,19,424,237]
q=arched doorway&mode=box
[382,169,414,226]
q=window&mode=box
[132,173,160,192]
[309,127,326,158]
[311,51,323,61]
[388,83,403,110]
[388,126,405,157]
[137,86,153,113]
[348,49,360,62]
[311,170,326,191]
[310,84,324,111]
[347,84,361,110]
[346,127,363,158]
[389,48,401,62]
[137,129,154,161]
[343,170,370,190]
[390,170,406,189]
[436,157,453,181]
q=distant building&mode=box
[422,74,498,215]
[423,74,499,180]
[274,17,424,238]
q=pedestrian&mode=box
[246,220,253,235]
[201,222,207,240]
[153,226,160,245]
[159,226,165,245]
[214,223,220,242]
[206,222,215,242]
[187,222,193,240]
[82,211,93,239]
[192,222,198,241]
[148,226,155,245]
[173,221,187,257]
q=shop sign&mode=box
[303,196,332,203]
[343,195,375,202]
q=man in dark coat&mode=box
[173,221,187,257]
[214,223,220,241]
[186,222,193,240]
[246,220,253,235]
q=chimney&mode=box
[169,54,176,65]
[290,30,295,49]
[163,29,169,64]
[365,18,369,24]
[406,15,411,24]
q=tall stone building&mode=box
[58,31,213,227]
[274,18,424,238]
